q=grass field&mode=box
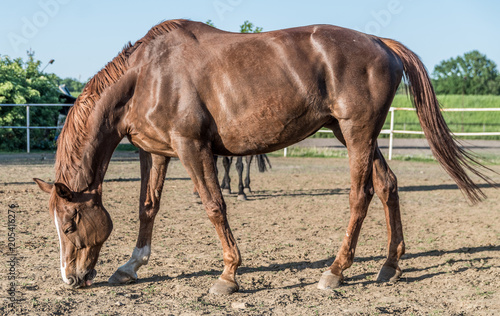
[313,94,500,140]
[389,94,500,137]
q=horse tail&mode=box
[256,154,272,173]
[379,38,496,203]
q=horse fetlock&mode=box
[108,246,150,284]
[397,241,406,258]
[131,246,151,266]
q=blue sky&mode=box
[1,0,499,81]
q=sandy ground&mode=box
[1,153,499,315]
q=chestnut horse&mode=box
[34,19,493,294]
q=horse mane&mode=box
[55,19,185,189]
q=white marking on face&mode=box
[54,212,70,284]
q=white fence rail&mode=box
[285,107,500,160]
[1,105,500,155]
[0,104,72,153]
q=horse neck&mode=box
[56,82,132,192]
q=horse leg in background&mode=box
[243,155,253,195]
[221,156,233,195]
[174,138,241,294]
[318,121,377,289]
[235,156,247,201]
[372,147,405,282]
[109,149,169,284]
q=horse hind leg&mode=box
[318,120,376,289]
[109,150,169,284]
[320,120,404,287]
[372,147,405,282]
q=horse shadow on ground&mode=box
[243,188,350,200]
[399,182,494,193]
[350,245,499,286]
[227,182,495,201]
[97,245,499,292]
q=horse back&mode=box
[127,21,402,156]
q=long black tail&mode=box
[380,38,497,203]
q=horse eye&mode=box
[64,223,76,234]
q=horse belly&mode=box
[213,107,326,156]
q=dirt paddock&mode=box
[1,154,499,315]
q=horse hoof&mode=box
[237,194,247,201]
[209,278,239,295]
[243,188,251,195]
[222,189,231,195]
[108,269,137,285]
[376,265,402,283]
[317,270,343,290]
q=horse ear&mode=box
[33,178,53,194]
[54,183,73,201]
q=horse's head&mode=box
[34,178,113,288]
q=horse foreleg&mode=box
[194,155,219,197]
[109,150,169,284]
[372,146,405,282]
[243,155,253,195]
[175,139,241,295]
[235,157,247,201]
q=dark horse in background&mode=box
[218,154,271,201]
[34,20,495,294]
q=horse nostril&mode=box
[67,276,77,287]
[86,269,97,281]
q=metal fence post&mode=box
[26,104,30,153]
[388,108,394,160]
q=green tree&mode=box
[432,50,500,95]
[205,20,263,34]
[0,52,63,151]
[239,20,263,33]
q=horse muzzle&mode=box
[66,269,97,288]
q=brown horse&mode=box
[34,19,494,294]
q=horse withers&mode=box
[34,20,494,293]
